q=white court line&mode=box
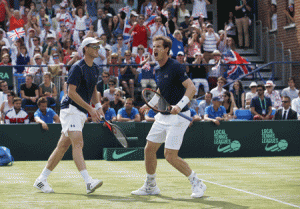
[203,179,300,208]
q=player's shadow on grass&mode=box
[54,193,168,204]
[157,195,249,209]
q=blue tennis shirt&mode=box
[104,108,116,121]
[61,60,99,114]
[117,107,139,119]
[34,108,57,123]
[205,105,227,119]
[155,58,189,113]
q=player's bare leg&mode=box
[164,149,192,177]
[131,141,161,195]
[164,148,206,198]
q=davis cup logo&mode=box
[214,129,241,153]
[262,129,288,152]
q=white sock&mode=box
[147,173,156,179]
[39,167,52,180]
[80,169,92,184]
[188,171,196,181]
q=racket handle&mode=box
[178,112,193,121]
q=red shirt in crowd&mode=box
[9,16,25,31]
[0,0,6,22]
[0,62,11,66]
[132,24,149,48]
[135,54,145,65]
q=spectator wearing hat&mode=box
[112,34,128,60]
[129,14,151,56]
[264,80,281,109]
[42,33,59,62]
[34,97,60,130]
[20,74,39,108]
[245,81,257,109]
[178,1,190,24]
[251,84,273,120]
[189,52,209,96]
[0,54,11,66]
[200,23,220,63]
[0,29,10,48]
[176,51,189,73]
[235,0,251,49]
[129,11,138,26]
[48,53,67,77]
[39,21,56,44]
[192,0,210,19]
[281,77,299,102]
[207,50,225,89]
[204,96,227,126]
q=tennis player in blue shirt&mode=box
[131,35,207,198]
[34,37,104,194]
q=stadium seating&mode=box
[235,109,253,120]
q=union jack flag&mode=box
[7,27,25,42]
[173,0,180,6]
[119,6,130,16]
[144,15,157,27]
[123,18,133,44]
[142,62,151,71]
[161,10,168,18]
[223,50,254,80]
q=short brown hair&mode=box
[44,72,52,79]
[101,96,110,104]
[217,76,226,83]
[125,98,134,104]
[13,97,22,104]
[153,35,172,55]
[37,97,48,106]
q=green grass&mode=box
[1,157,300,209]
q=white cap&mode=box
[130,11,138,17]
[34,53,42,59]
[169,50,173,56]
[46,33,56,39]
[194,51,201,57]
[212,50,221,56]
[249,81,257,87]
[265,80,275,87]
[104,45,111,51]
[81,37,101,49]
[107,13,113,17]
[1,46,9,50]
[177,51,184,56]
[70,52,77,57]
[184,13,190,17]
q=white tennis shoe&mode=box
[190,177,206,198]
[86,179,103,194]
[33,178,54,193]
[131,184,160,196]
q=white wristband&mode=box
[148,93,160,107]
[95,103,102,110]
[176,96,190,110]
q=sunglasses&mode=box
[102,76,109,78]
[256,89,263,92]
[117,39,122,41]
[7,95,13,97]
[33,39,39,41]
[138,48,143,50]
[53,56,59,59]
[156,20,162,22]
[109,83,115,86]
[112,57,118,59]
[282,101,289,103]
[89,45,100,50]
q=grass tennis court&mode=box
[1,157,299,209]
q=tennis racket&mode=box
[142,88,193,121]
[101,116,129,148]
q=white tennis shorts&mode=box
[146,110,191,150]
[60,104,87,137]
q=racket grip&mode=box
[178,112,193,121]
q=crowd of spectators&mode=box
[0,0,298,127]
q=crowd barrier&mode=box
[0,120,299,161]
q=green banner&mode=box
[0,121,299,161]
[0,66,13,86]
